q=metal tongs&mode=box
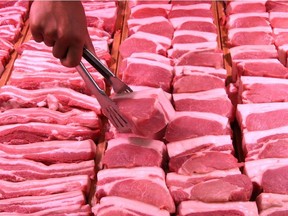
[75,47,133,133]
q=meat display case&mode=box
[1,0,288,215]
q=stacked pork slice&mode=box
[0,0,29,76]
[225,0,288,215]
[93,1,257,216]
[0,1,118,215]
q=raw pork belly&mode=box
[0,175,91,199]
[92,196,170,216]
[102,137,166,168]
[244,158,288,194]
[129,3,171,19]
[226,12,269,29]
[177,200,258,216]
[256,193,288,215]
[166,170,252,203]
[0,107,100,129]
[165,111,231,142]
[0,122,99,145]
[269,12,288,28]
[95,167,175,213]
[225,0,267,15]
[111,88,175,137]
[0,191,88,214]
[0,85,101,114]
[227,27,274,47]
[0,157,95,182]
[0,139,96,164]
[239,76,288,104]
[173,88,233,119]
[119,57,174,92]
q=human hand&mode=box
[29,0,94,67]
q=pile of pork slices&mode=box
[92,1,259,216]
[0,0,118,215]
[225,0,288,215]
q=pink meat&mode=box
[0,107,100,129]
[174,50,224,68]
[0,139,96,164]
[0,175,91,199]
[173,71,225,93]
[269,12,288,28]
[112,88,175,138]
[0,122,99,145]
[174,65,227,79]
[130,4,172,19]
[96,167,175,213]
[0,191,87,214]
[173,89,233,119]
[176,19,217,33]
[226,13,269,29]
[227,27,274,47]
[165,111,231,142]
[0,157,95,182]
[178,200,258,216]
[256,193,288,215]
[169,151,241,175]
[102,137,166,168]
[0,85,101,114]
[92,196,170,216]
[167,172,252,203]
[239,76,288,104]
[120,57,174,92]
[172,30,217,45]
[226,1,266,14]
[266,1,288,12]
[229,45,278,60]
[168,4,212,19]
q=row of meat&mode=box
[93,1,257,216]
[0,0,119,215]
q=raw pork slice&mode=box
[119,35,166,58]
[174,65,227,79]
[0,139,96,164]
[266,0,288,12]
[164,111,231,142]
[229,45,278,60]
[226,12,269,29]
[95,167,175,213]
[0,158,95,182]
[269,12,288,28]
[92,196,170,216]
[177,200,258,216]
[128,52,173,65]
[119,57,174,92]
[173,88,234,119]
[111,88,175,138]
[0,122,99,145]
[168,41,218,59]
[130,4,172,18]
[277,44,288,67]
[236,59,288,79]
[127,16,173,39]
[167,135,234,159]
[166,171,252,203]
[173,70,226,93]
[256,193,288,216]
[168,4,213,19]
[102,137,166,168]
[169,151,241,175]
[227,27,273,47]
[174,50,223,68]
[239,76,288,104]
[176,18,217,33]
[0,191,87,214]
[172,30,217,45]
[244,158,288,194]
[236,102,288,133]
[226,0,267,14]
[0,175,91,199]
[0,85,101,114]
